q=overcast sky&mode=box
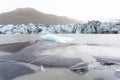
[0,0,120,22]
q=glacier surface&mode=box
[0,20,120,34]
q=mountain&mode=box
[0,8,81,25]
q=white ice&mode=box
[40,65,46,72]
[41,34,75,43]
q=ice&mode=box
[0,60,40,80]
[40,65,46,72]
[0,52,11,56]
[0,20,120,34]
[70,46,103,71]
[87,62,103,70]
[75,45,120,59]
[0,36,120,79]
[41,34,75,43]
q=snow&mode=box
[41,34,75,43]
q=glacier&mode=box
[0,20,120,34]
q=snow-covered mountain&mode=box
[0,21,120,34]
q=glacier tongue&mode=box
[0,21,120,34]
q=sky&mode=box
[0,0,120,22]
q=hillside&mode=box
[0,8,80,25]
